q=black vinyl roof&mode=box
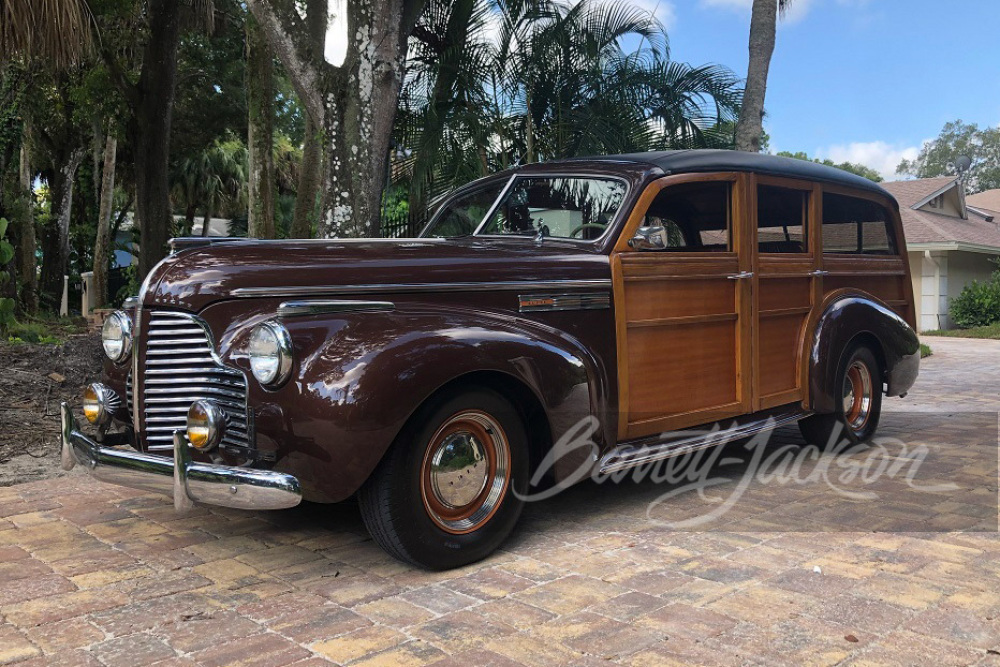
[565,149,891,199]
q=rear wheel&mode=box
[799,345,882,447]
[358,387,528,570]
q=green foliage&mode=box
[0,217,15,335]
[896,120,1000,194]
[919,343,932,358]
[949,272,1000,329]
[776,151,883,182]
[398,0,743,216]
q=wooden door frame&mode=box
[611,171,753,441]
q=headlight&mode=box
[82,383,119,426]
[186,400,225,451]
[101,310,133,363]
[248,321,293,387]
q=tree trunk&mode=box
[93,134,117,310]
[131,0,182,279]
[734,0,777,153]
[290,0,326,239]
[201,199,212,237]
[247,15,276,239]
[39,148,86,304]
[15,141,37,314]
[292,117,321,238]
[246,0,425,239]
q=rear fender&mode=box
[808,291,920,414]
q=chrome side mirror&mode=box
[628,225,668,250]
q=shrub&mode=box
[950,268,1000,329]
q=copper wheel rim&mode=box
[420,410,511,535]
[842,360,873,431]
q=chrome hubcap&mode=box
[430,431,489,508]
[421,411,510,534]
[842,360,873,431]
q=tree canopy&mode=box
[896,120,1000,194]
[776,151,883,183]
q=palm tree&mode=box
[734,0,790,152]
[0,0,93,68]
[396,0,742,229]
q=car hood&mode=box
[144,238,612,311]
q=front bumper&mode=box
[60,403,301,511]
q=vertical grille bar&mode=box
[138,311,253,455]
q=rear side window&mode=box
[757,185,808,253]
[822,193,897,255]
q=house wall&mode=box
[908,249,999,332]
[947,251,998,303]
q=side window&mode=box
[421,183,504,238]
[757,185,808,253]
[822,193,897,255]
[642,181,732,251]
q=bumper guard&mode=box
[60,403,301,511]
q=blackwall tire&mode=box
[358,387,528,570]
[799,345,883,447]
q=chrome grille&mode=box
[140,311,252,454]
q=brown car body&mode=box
[94,150,920,506]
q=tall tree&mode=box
[99,0,216,278]
[93,133,117,309]
[246,15,276,238]
[245,0,427,238]
[734,0,789,152]
[289,0,326,239]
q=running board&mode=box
[599,410,810,475]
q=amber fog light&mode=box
[83,383,118,426]
[186,400,225,451]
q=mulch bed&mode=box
[0,335,102,467]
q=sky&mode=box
[636,0,1000,180]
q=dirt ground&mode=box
[0,334,103,487]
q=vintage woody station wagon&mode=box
[63,150,920,569]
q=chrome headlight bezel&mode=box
[186,400,226,451]
[248,320,293,388]
[101,310,133,364]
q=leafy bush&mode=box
[0,218,15,336]
[950,266,1000,329]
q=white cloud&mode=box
[816,141,922,181]
[699,0,812,24]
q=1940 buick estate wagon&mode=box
[62,150,920,569]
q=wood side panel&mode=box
[758,277,811,312]
[757,313,806,397]
[624,277,737,320]
[625,321,738,422]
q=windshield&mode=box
[421,176,628,241]
[480,177,627,241]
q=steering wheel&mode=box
[570,223,608,239]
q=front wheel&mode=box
[358,387,528,570]
[799,345,883,447]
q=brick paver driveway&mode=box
[2,337,999,666]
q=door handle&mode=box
[727,271,754,280]
[810,269,830,277]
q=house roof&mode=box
[881,178,1000,252]
[966,188,1000,213]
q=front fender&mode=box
[808,291,920,414]
[214,303,605,502]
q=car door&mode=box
[611,173,754,441]
[751,176,822,410]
